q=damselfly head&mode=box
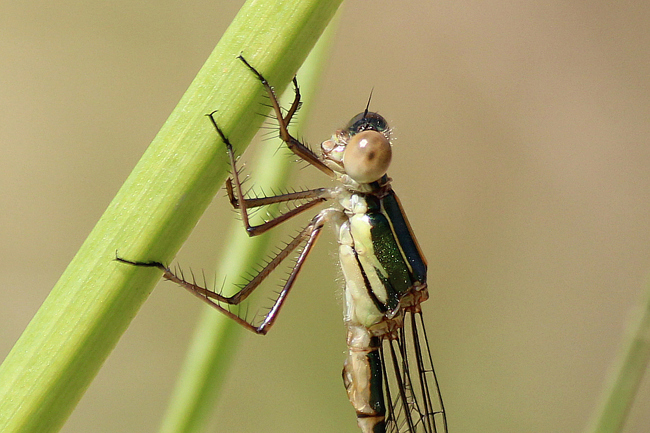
[321,112,392,185]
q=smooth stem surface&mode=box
[158,18,339,433]
[586,282,650,433]
[0,1,343,432]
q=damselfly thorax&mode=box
[118,56,447,433]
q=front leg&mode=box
[237,55,336,178]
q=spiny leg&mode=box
[207,111,330,236]
[237,55,336,178]
[254,212,326,332]
[283,77,301,125]
[225,181,328,209]
[116,212,326,335]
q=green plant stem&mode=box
[157,17,339,433]
[0,1,343,432]
[586,282,650,433]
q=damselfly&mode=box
[118,56,448,433]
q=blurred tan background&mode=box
[2,1,650,432]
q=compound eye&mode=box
[342,130,392,184]
[346,112,388,134]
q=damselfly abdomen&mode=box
[118,56,447,433]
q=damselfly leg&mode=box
[118,59,336,333]
[206,111,329,236]
[236,55,335,178]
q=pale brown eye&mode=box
[342,130,392,184]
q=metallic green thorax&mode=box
[361,188,427,314]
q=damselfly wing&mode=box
[118,56,448,433]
